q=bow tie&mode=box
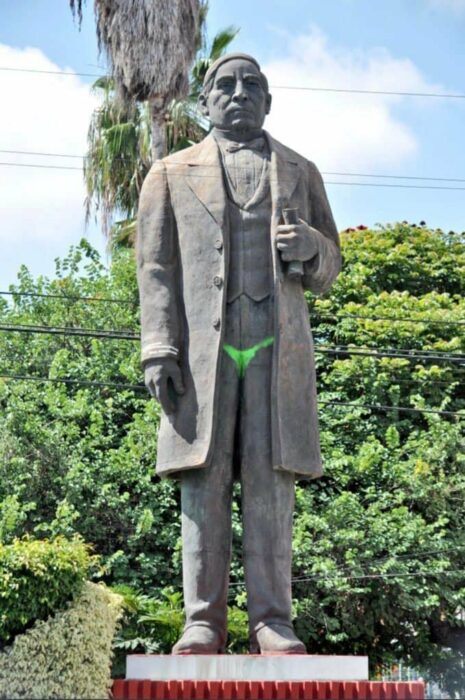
[222,137,266,154]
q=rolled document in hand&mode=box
[282,207,304,280]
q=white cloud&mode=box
[0,44,98,249]
[428,0,465,15]
[263,27,446,172]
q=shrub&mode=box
[0,581,123,699]
[0,536,95,646]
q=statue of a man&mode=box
[137,52,341,655]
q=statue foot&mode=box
[172,626,225,655]
[254,623,307,655]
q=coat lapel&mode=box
[185,134,226,229]
[266,131,303,218]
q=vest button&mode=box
[214,239,223,250]
[213,275,223,287]
[212,317,221,330]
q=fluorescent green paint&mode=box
[223,336,274,378]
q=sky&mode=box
[1,0,465,287]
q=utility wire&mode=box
[3,149,465,185]
[0,289,137,305]
[3,159,465,191]
[2,290,464,328]
[1,322,465,365]
[0,373,463,417]
[226,551,465,591]
[1,66,465,100]
[0,322,136,341]
[228,570,465,593]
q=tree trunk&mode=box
[150,97,167,162]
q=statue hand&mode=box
[276,219,319,262]
[144,357,185,415]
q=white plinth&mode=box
[126,654,369,681]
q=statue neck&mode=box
[211,127,265,143]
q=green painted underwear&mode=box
[223,336,274,379]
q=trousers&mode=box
[179,294,295,644]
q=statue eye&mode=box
[217,78,235,90]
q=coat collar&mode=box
[182,131,302,227]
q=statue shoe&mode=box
[172,626,224,655]
[255,624,307,655]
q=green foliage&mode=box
[0,223,464,693]
[0,581,123,699]
[293,222,465,692]
[111,585,248,676]
[0,536,95,647]
[0,242,181,592]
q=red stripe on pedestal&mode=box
[111,680,425,699]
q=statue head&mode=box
[199,53,272,139]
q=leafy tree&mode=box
[0,223,464,692]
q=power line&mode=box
[0,161,81,171]
[2,323,465,366]
[1,372,463,416]
[0,372,144,392]
[227,545,465,588]
[2,321,465,357]
[0,322,137,341]
[318,347,465,365]
[0,289,137,305]
[1,65,465,100]
[0,66,101,78]
[3,159,465,191]
[3,149,465,185]
[2,290,464,327]
[318,399,463,418]
[315,312,465,327]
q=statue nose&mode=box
[233,82,248,101]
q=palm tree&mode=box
[70,0,204,161]
[83,23,239,246]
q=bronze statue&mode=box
[137,52,341,655]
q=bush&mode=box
[0,536,95,647]
[0,581,123,699]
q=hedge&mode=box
[0,581,123,699]
[0,537,94,646]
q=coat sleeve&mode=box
[302,161,342,295]
[136,160,183,365]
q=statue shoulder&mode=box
[266,133,319,174]
[162,138,209,166]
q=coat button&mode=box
[214,239,223,250]
[213,275,223,287]
[212,317,221,330]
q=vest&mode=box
[223,158,273,303]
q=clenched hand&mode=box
[144,357,185,414]
[276,219,319,262]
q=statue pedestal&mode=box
[126,653,368,681]
[111,654,425,698]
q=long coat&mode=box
[136,132,341,478]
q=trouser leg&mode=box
[238,296,296,635]
[179,306,240,644]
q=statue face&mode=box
[202,58,271,135]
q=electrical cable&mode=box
[1,323,465,366]
[2,290,464,328]
[2,149,465,185]
[0,372,463,416]
[1,66,465,99]
[3,159,465,191]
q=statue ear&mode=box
[265,93,272,115]
[198,92,209,118]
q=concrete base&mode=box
[126,654,369,681]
